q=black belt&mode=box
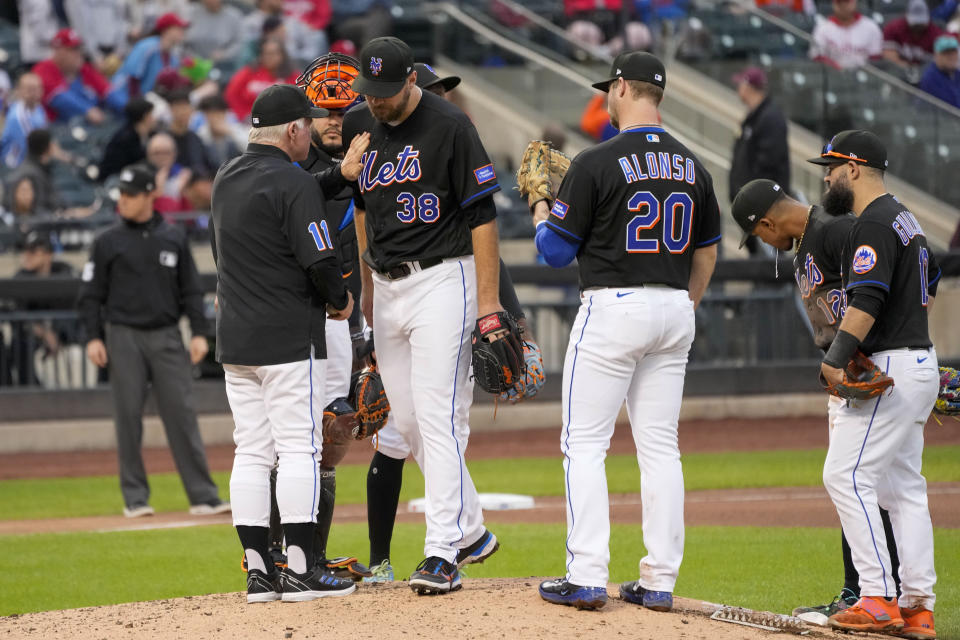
[378,257,444,280]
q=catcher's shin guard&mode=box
[313,466,336,565]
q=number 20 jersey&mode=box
[545,126,722,290]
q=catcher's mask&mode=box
[297,52,364,111]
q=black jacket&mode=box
[99,125,147,181]
[729,97,790,198]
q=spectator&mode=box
[242,0,326,68]
[196,95,242,169]
[284,0,331,31]
[810,0,883,70]
[633,0,689,24]
[185,0,245,63]
[16,0,60,66]
[32,28,123,123]
[729,67,790,254]
[580,94,618,141]
[64,0,131,73]
[108,12,189,107]
[145,131,191,213]
[755,0,815,15]
[224,38,299,121]
[0,70,11,111]
[99,98,156,180]
[3,176,47,220]
[4,129,63,215]
[882,0,947,75]
[563,0,620,40]
[919,35,960,107]
[330,0,393,51]
[1,73,48,168]
[167,89,215,178]
[128,0,190,40]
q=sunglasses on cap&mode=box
[818,141,867,165]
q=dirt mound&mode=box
[0,578,853,640]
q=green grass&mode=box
[2,446,959,521]
[1,524,957,639]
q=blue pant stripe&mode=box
[308,357,319,521]
[851,355,891,597]
[450,261,468,544]
[563,295,593,575]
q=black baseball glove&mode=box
[471,311,525,394]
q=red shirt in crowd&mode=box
[882,17,947,65]
[284,0,331,30]
[32,59,110,120]
[224,65,301,121]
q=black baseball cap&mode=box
[22,230,53,252]
[731,179,786,248]
[414,62,461,92]
[591,51,666,92]
[352,37,415,98]
[807,130,888,170]
[251,84,328,128]
[117,163,157,195]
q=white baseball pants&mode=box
[561,286,694,591]
[372,257,485,563]
[226,357,326,526]
[324,317,352,404]
[823,347,938,610]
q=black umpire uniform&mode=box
[77,165,223,514]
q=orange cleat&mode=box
[897,606,936,639]
[828,596,904,633]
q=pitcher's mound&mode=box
[1,578,835,639]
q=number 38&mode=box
[625,191,694,254]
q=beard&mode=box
[369,87,411,123]
[822,177,854,217]
[311,127,343,158]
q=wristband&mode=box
[823,329,860,369]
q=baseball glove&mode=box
[499,340,546,403]
[323,556,373,582]
[821,351,895,401]
[935,366,960,416]
[320,398,358,467]
[472,311,525,394]
[515,140,571,211]
[353,364,390,437]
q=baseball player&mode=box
[211,84,369,603]
[532,51,721,610]
[341,36,505,595]
[811,130,940,638]
[731,178,910,624]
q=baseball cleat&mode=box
[279,566,356,602]
[539,578,607,610]
[619,581,673,611]
[188,500,231,515]
[122,504,154,518]
[791,588,858,625]
[896,606,936,639]
[408,557,462,595]
[828,596,904,633]
[246,568,281,604]
[363,559,394,583]
[456,529,500,568]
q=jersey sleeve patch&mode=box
[852,244,878,275]
[550,199,569,220]
[474,164,496,185]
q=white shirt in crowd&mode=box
[810,13,884,70]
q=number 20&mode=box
[625,191,694,254]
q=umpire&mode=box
[211,84,366,604]
[78,163,226,518]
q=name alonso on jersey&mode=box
[618,152,696,185]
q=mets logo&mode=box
[852,245,878,275]
[370,57,383,76]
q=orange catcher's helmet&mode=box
[297,52,363,110]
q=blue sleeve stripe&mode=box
[545,219,583,243]
[929,268,942,286]
[339,200,355,231]
[461,184,500,207]
[536,223,580,268]
[846,280,891,292]
[696,234,722,247]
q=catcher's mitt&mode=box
[320,398,358,467]
[499,340,546,404]
[935,366,960,416]
[515,140,571,211]
[323,556,373,582]
[353,364,389,437]
[472,311,525,394]
[821,351,895,401]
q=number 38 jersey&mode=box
[341,90,500,270]
[793,207,855,350]
[546,126,722,290]
[843,193,941,355]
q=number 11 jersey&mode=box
[545,126,721,290]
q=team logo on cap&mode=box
[370,57,383,76]
[654,73,663,82]
[852,245,878,274]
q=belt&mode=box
[377,256,444,280]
